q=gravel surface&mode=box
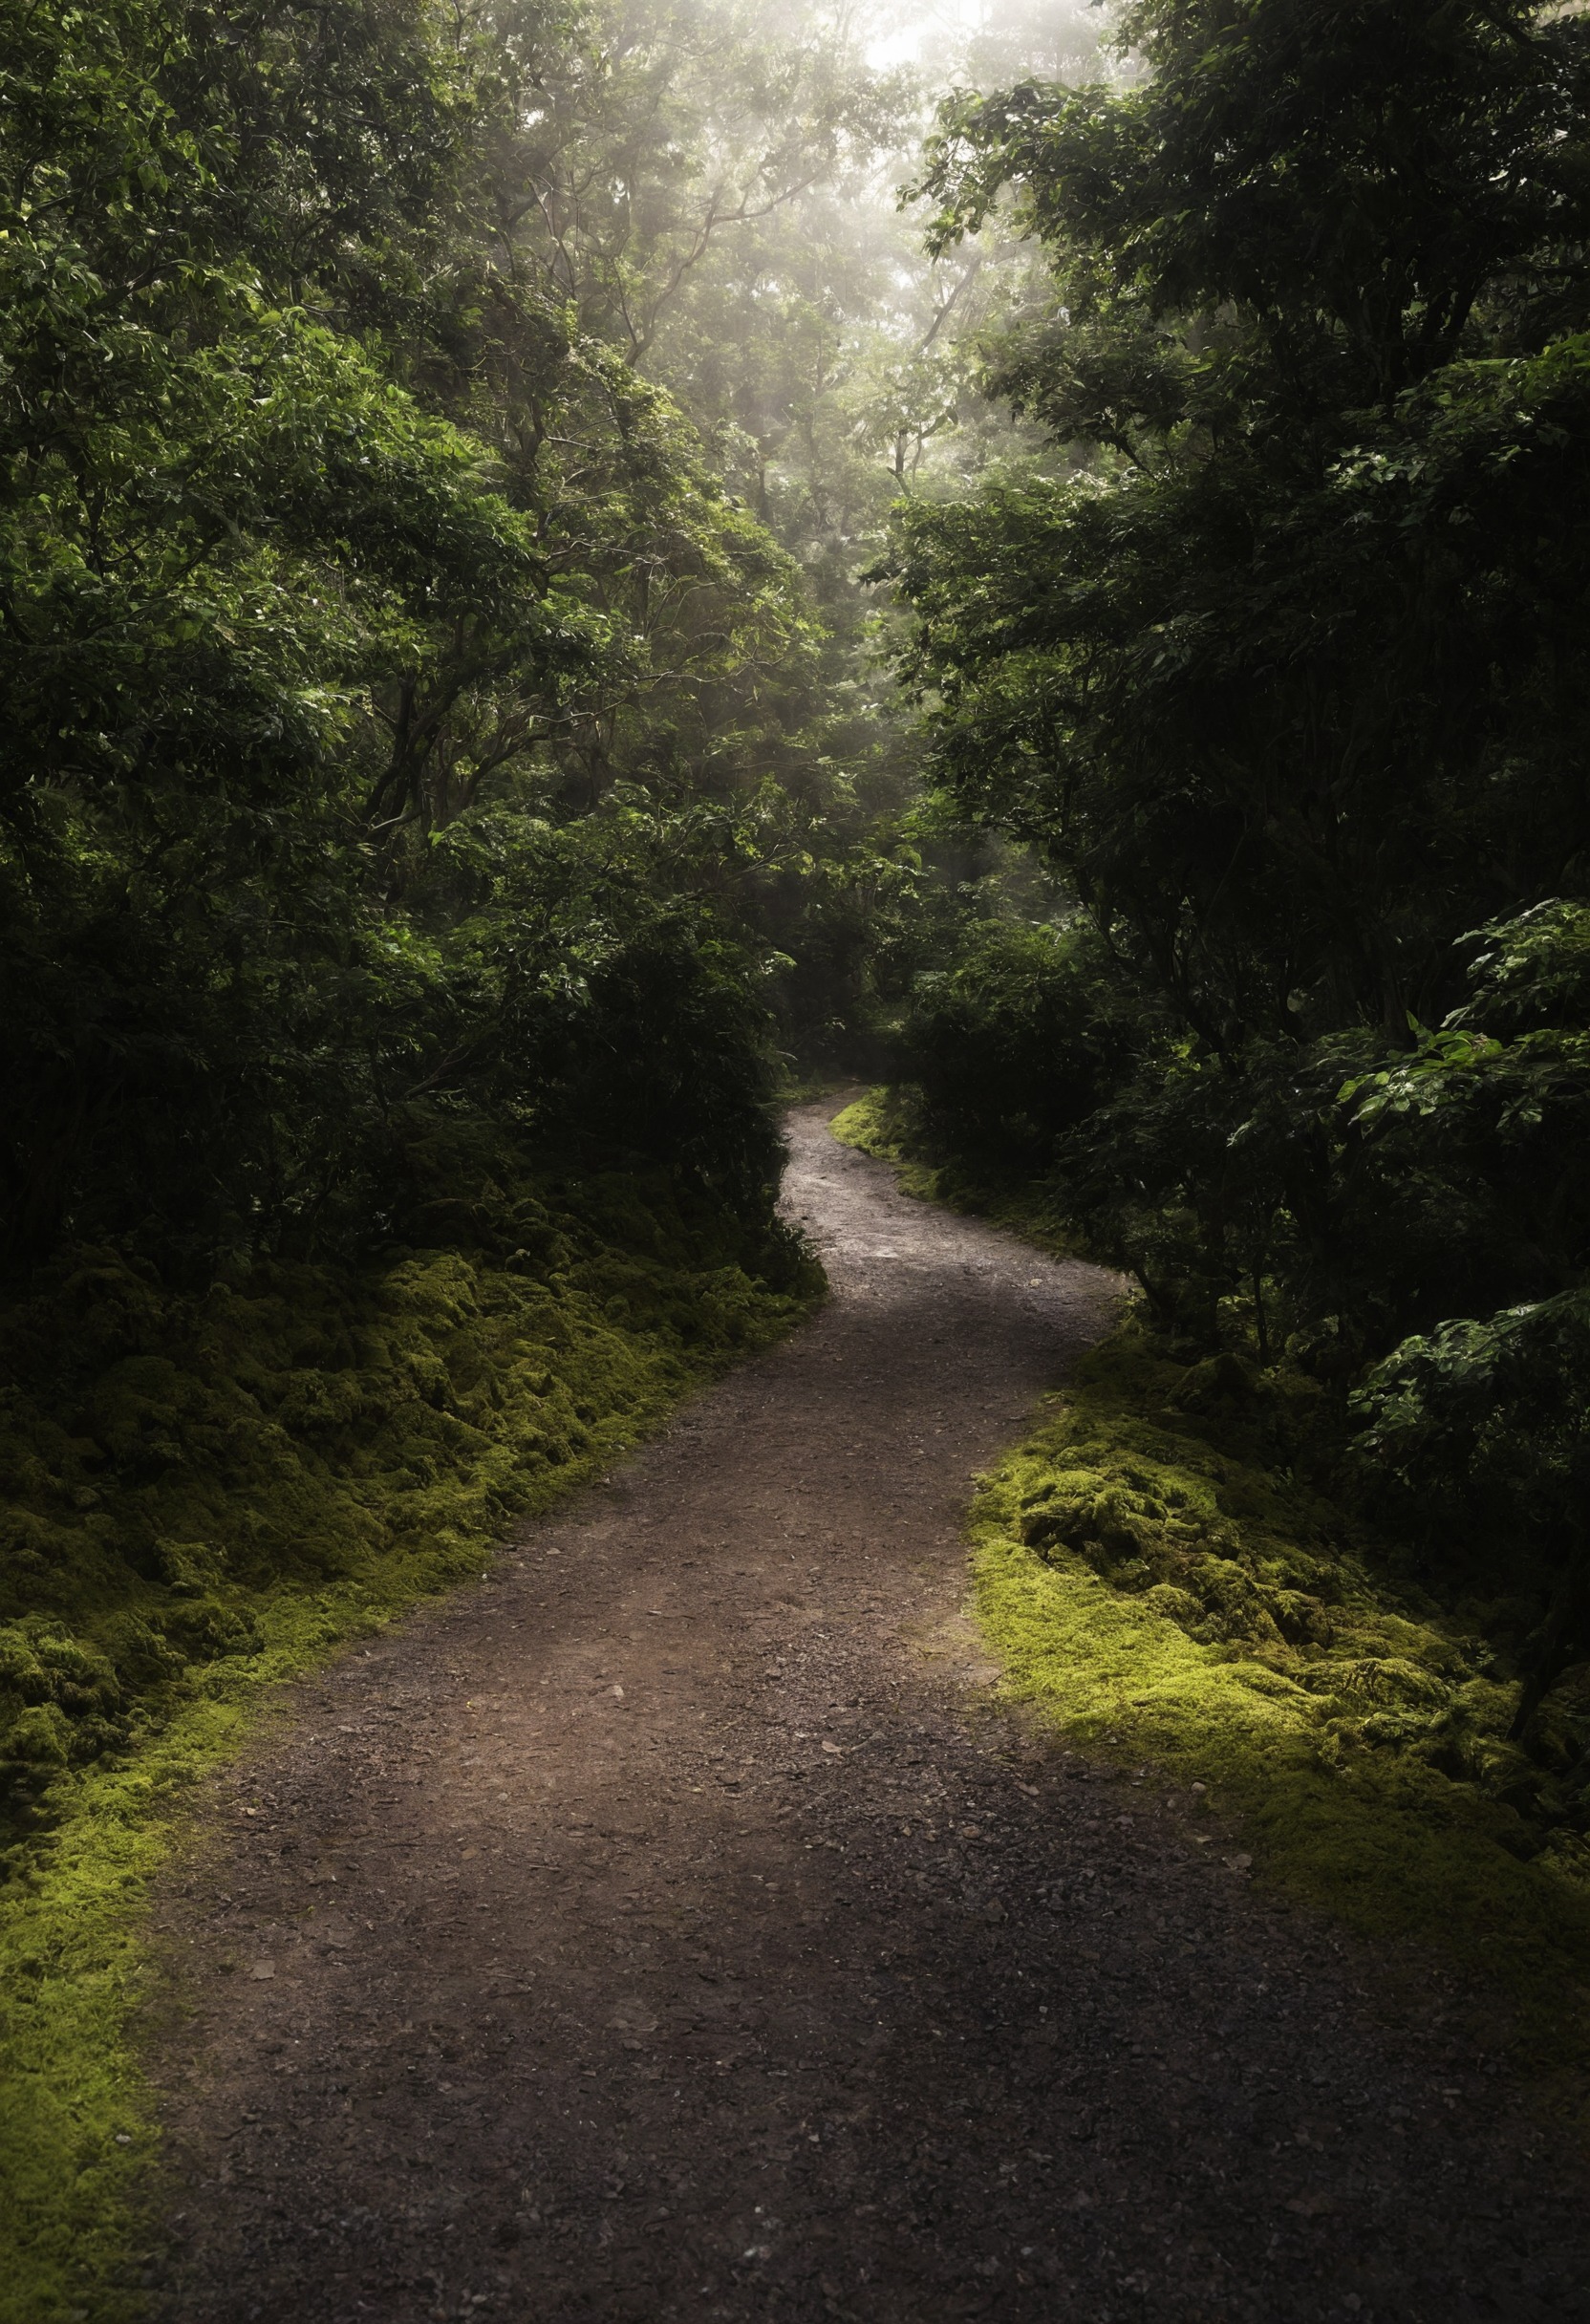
[151,1100,1589,2322]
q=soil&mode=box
[151,1101,1588,2323]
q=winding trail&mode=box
[155,1103,1586,2323]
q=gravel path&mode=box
[153,1101,1588,2323]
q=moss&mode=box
[971,1333,1590,2067]
[829,1088,1078,1256]
[0,1168,819,2322]
[836,1086,1590,2071]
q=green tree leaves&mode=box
[883,0,1590,1716]
[0,0,835,1272]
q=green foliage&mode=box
[884,330,1590,1050]
[892,0,1590,1060]
[879,0,1590,1728]
[458,0,1101,1073]
[492,0,911,369]
[1353,1293,1590,1741]
[1,0,877,1277]
[896,915,1151,1166]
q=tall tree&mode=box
[893,0,1590,1052]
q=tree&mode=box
[895,0,1590,1051]
[0,0,827,1269]
[879,0,1590,1719]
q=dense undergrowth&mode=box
[830,1087,1079,1256]
[0,1170,816,2323]
[832,1093,1590,2068]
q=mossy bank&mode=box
[833,1091,1590,2076]
[0,1172,817,2324]
[829,1088,1077,1258]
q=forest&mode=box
[5,0,1590,2313]
[0,0,1084,1867]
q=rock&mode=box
[608,1998,659,2034]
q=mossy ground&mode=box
[828,1089,1077,1258]
[0,1171,818,2324]
[833,1089,1590,2077]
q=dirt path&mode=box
[153,1102,1586,2324]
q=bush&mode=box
[898,917,1150,1165]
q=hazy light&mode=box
[864,0,987,71]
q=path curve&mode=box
[155,1103,1585,2322]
